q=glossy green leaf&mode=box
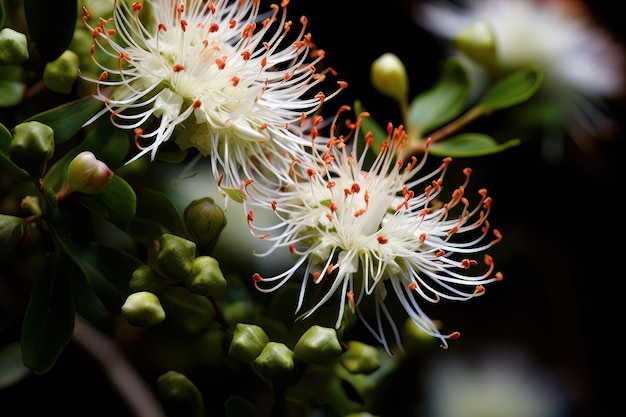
[24,0,77,62]
[409,57,471,134]
[428,133,521,157]
[224,395,257,417]
[476,66,543,113]
[54,228,138,310]
[0,123,11,151]
[25,95,105,145]
[80,175,137,231]
[21,253,75,374]
[135,187,186,237]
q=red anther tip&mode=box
[495,271,504,281]
[253,273,262,282]
[449,331,461,340]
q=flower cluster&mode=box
[416,0,625,144]
[245,108,503,352]
[81,0,346,188]
[81,0,504,352]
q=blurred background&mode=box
[290,0,625,416]
[2,0,624,416]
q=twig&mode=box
[72,315,167,417]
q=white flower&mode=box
[245,109,503,352]
[81,0,345,188]
[415,0,624,144]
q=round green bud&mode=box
[0,214,26,260]
[401,317,439,353]
[156,370,204,417]
[253,342,294,380]
[182,255,227,297]
[340,341,381,374]
[453,20,497,68]
[370,52,409,102]
[156,233,196,280]
[121,291,166,328]
[183,197,227,254]
[67,151,113,194]
[20,196,42,217]
[129,264,171,293]
[0,28,29,65]
[293,325,343,364]
[228,323,270,363]
[43,50,79,94]
[9,121,54,178]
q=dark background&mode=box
[2,0,624,416]
[289,0,626,416]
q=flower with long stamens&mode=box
[244,108,503,352]
[415,0,624,148]
[81,0,346,188]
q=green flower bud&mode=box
[293,325,343,364]
[253,342,294,380]
[156,233,196,280]
[20,196,42,216]
[401,317,440,353]
[183,197,227,254]
[9,121,54,178]
[129,264,171,292]
[0,28,29,65]
[157,371,204,417]
[453,20,497,68]
[67,151,113,194]
[370,53,409,102]
[121,291,166,328]
[43,50,79,94]
[0,214,26,260]
[228,323,269,363]
[340,341,381,374]
[182,255,227,297]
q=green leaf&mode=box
[25,95,105,145]
[477,65,543,112]
[428,133,521,157]
[409,57,471,134]
[52,218,137,310]
[24,0,77,62]
[224,395,258,417]
[135,187,186,237]
[80,175,136,231]
[0,122,11,152]
[21,253,75,374]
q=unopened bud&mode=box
[454,21,497,68]
[183,255,227,297]
[157,371,204,417]
[121,291,166,327]
[156,233,196,280]
[340,341,381,374]
[293,325,343,364]
[370,53,409,102]
[228,323,269,363]
[130,264,171,292]
[1,214,26,260]
[183,197,227,254]
[67,151,113,194]
[0,28,29,65]
[43,50,79,94]
[20,196,42,217]
[9,121,54,178]
[253,342,294,380]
